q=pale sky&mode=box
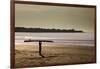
[15,4,95,32]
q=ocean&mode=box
[15,32,95,46]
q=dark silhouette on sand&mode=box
[24,39,53,58]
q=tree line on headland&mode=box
[15,27,84,33]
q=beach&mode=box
[15,44,95,68]
[14,4,96,68]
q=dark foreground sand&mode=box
[15,45,96,68]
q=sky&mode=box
[15,4,95,32]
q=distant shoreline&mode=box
[15,32,84,33]
[15,27,84,33]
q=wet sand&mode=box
[15,45,95,68]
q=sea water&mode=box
[15,32,95,46]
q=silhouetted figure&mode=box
[24,39,53,58]
[39,41,44,58]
